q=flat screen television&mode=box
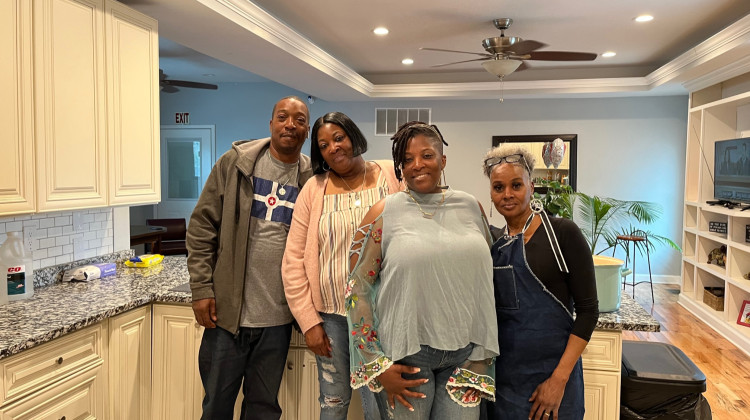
[714,137,750,203]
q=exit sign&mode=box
[175,112,190,124]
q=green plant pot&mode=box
[592,255,624,313]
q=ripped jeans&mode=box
[317,313,380,420]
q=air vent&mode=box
[375,108,431,136]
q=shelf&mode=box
[689,90,750,113]
[682,260,696,295]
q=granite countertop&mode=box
[0,256,659,360]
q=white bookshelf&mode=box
[681,73,750,356]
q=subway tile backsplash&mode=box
[0,209,114,271]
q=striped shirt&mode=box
[318,171,388,315]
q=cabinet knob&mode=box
[56,357,64,365]
[287,361,294,370]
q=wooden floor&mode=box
[622,284,750,420]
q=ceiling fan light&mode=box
[481,59,522,78]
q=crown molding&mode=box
[200,0,374,95]
[647,14,750,88]
[682,54,750,92]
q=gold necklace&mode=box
[405,188,445,219]
[337,162,367,207]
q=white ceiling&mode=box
[121,0,750,101]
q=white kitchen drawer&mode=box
[581,330,622,372]
[0,363,105,420]
[0,322,105,407]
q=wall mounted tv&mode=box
[714,137,750,203]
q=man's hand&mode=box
[304,324,332,357]
[378,364,427,411]
[192,298,217,328]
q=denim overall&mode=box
[488,213,585,420]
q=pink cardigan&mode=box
[282,160,402,334]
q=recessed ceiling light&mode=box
[401,58,414,65]
[602,51,616,58]
[635,15,654,23]
[373,27,389,36]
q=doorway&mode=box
[156,125,215,224]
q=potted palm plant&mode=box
[535,185,681,311]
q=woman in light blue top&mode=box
[345,121,498,419]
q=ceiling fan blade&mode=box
[431,57,492,68]
[162,79,218,90]
[421,47,491,58]
[160,84,179,93]
[505,39,547,55]
[515,61,530,72]
[527,51,597,61]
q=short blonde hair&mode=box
[482,144,536,178]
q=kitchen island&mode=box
[0,256,659,420]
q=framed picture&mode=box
[738,300,750,327]
[491,134,578,191]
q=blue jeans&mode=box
[376,344,478,420]
[317,313,380,420]
[198,324,292,420]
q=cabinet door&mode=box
[297,350,320,420]
[583,370,620,420]
[33,0,108,211]
[0,0,35,216]
[105,0,160,205]
[109,306,152,420]
[152,304,204,420]
[0,364,105,420]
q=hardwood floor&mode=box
[622,284,750,420]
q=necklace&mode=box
[405,188,445,219]
[337,162,367,207]
[267,149,297,196]
[277,170,295,196]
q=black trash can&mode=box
[621,341,712,420]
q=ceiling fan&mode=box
[422,18,597,79]
[159,69,218,93]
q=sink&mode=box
[168,282,191,293]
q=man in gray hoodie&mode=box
[187,96,313,419]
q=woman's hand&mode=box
[304,324,332,357]
[528,372,568,420]
[377,364,428,411]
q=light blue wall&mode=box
[160,82,688,277]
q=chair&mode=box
[146,218,188,256]
[613,230,654,302]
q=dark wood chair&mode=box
[146,218,188,256]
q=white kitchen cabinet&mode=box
[33,0,109,211]
[108,305,152,420]
[105,0,160,205]
[0,0,36,217]
[0,323,107,418]
[152,303,203,420]
[3,0,160,216]
[0,364,105,420]
[581,329,622,420]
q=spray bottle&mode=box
[0,231,35,301]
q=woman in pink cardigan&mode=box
[282,112,401,420]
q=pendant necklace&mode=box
[270,149,297,196]
[277,170,295,196]
[405,188,446,219]
[338,162,367,207]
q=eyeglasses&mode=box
[484,154,530,173]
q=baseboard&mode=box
[627,274,679,284]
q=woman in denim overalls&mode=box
[481,145,599,420]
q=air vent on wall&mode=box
[375,108,431,136]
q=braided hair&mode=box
[391,121,449,181]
